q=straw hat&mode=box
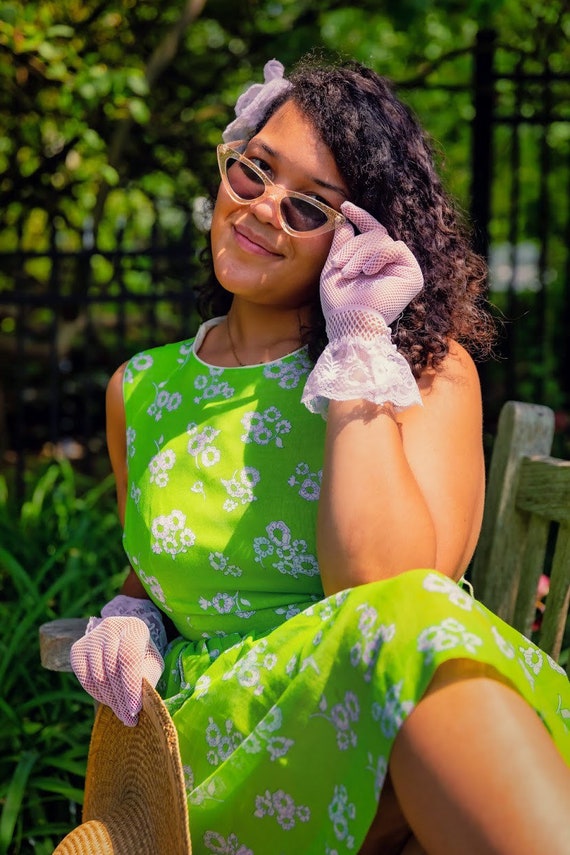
[53,680,191,854]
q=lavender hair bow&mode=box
[222,59,292,143]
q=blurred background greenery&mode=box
[0,0,569,851]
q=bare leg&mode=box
[389,660,570,855]
[358,773,414,855]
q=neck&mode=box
[225,303,306,366]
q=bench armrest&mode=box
[39,618,89,672]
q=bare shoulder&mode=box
[106,361,128,396]
[399,340,482,431]
[422,339,481,395]
[106,361,129,414]
[105,362,130,522]
[106,361,130,453]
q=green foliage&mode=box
[1,0,566,250]
[0,461,125,853]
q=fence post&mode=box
[471,28,496,261]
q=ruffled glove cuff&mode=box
[87,594,168,656]
[302,315,422,417]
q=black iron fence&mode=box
[0,218,204,494]
[1,28,569,499]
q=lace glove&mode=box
[70,595,167,727]
[302,201,424,416]
[222,59,292,143]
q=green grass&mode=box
[0,460,127,854]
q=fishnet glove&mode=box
[302,201,424,415]
[70,596,166,727]
[222,59,292,143]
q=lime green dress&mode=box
[122,318,570,855]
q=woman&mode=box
[71,57,570,854]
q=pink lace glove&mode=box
[70,596,166,727]
[222,59,292,143]
[302,201,424,416]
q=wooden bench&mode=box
[39,399,570,674]
[471,400,570,670]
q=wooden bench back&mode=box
[471,400,570,671]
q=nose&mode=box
[248,186,284,230]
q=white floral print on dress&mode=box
[205,716,244,766]
[263,350,312,389]
[328,784,356,849]
[198,591,254,620]
[254,789,311,830]
[253,521,319,578]
[193,367,234,404]
[366,753,389,801]
[124,352,153,384]
[209,551,243,577]
[313,691,360,750]
[150,509,196,556]
[423,572,474,611]
[221,639,277,696]
[221,467,260,511]
[491,625,516,659]
[417,618,483,663]
[147,381,183,421]
[350,603,396,683]
[288,461,322,501]
[203,830,253,855]
[149,446,176,487]
[176,341,193,366]
[519,645,544,675]
[187,423,221,468]
[241,408,291,448]
[126,426,136,457]
[371,680,415,738]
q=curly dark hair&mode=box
[198,55,496,375]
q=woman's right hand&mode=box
[70,616,164,727]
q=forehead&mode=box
[252,101,346,192]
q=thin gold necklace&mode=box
[226,313,304,366]
[226,314,245,366]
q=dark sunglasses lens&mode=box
[226,157,265,200]
[281,197,328,233]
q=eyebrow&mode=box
[256,141,348,199]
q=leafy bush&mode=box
[0,460,126,854]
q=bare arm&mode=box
[106,363,149,599]
[317,341,485,595]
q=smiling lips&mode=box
[233,223,283,257]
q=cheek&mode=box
[291,233,335,301]
[210,188,227,245]
[305,232,334,277]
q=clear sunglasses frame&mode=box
[217,141,346,238]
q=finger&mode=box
[115,621,150,717]
[360,239,402,276]
[336,233,396,277]
[142,647,165,689]
[328,219,355,260]
[340,201,387,236]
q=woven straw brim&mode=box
[54,680,191,854]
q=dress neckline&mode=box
[191,317,307,369]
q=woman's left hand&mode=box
[320,201,424,335]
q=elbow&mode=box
[318,525,438,597]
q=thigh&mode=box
[358,772,415,855]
